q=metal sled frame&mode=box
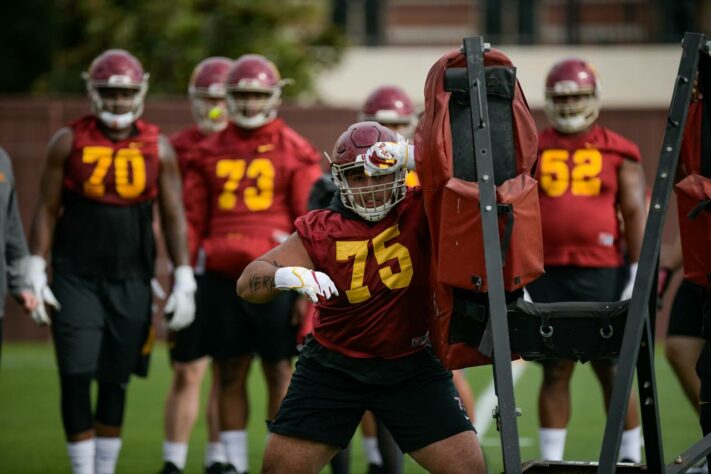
[458,33,711,473]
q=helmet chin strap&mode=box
[98,111,135,130]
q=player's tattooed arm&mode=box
[237,233,315,303]
[249,274,275,293]
[157,134,190,267]
[247,260,285,291]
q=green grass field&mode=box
[0,342,701,473]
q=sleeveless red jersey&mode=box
[185,119,322,277]
[294,189,431,359]
[535,125,641,267]
[170,125,207,177]
[63,116,160,206]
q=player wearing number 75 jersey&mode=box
[28,49,195,474]
[527,58,646,463]
[237,121,486,474]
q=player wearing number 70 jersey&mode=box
[28,49,194,474]
[237,121,486,473]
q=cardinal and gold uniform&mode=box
[528,125,642,303]
[183,118,322,360]
[51,116,158,384]
[268,189,474,452]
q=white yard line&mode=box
[474,360,528,439]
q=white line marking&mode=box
[474,360,528,438]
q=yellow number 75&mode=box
[336,225,414,304]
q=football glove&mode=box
[164,266,197,331]
[620,262,638,301]
[363,141,412,177]
[26,255,60,326]
[274,266,338,303]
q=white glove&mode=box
[26,255,60,326]
[274,266,339,303]
[396,133,417,171]
[363,141,411,177]
[164,266,197,331]
[620,262,638,301]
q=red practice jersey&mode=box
[186,119,322,277]
[295,189,431,359]
[63,115,160,206]
[170,125,207,177]
[536,125,641,267]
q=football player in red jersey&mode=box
[27,49,195,474]
[358,85,476,474]
[526,58,646,462]
[183,54,323,474]
[237,122,486,474]
[161,57,233,474]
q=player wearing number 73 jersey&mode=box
[182,54,323,473]
[237,122,486,473]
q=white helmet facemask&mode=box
[83,72,149,130]
[544,80,600,134]
[191,96,229,134]
[331,160,407,222]
[226,87,280,129]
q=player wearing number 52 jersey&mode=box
[182,54,322,473]
[527,58,646,463]
[537,124,642,267]
[28,49,195,474]
[237,122,485,473]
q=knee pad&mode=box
[95,380,127,428]
[60,372,94,437]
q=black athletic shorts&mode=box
[170,271,297,363]
[527,265,622,303]
[168,274,207,363]
[527,266,621,365]
[268,336,475,453]
[667,280,707,338]
[50,272,151,384]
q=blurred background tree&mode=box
[0,0,345,98]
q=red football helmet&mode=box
[189,57,233,133]
[83,49,149,130]
[329,121,407,222]
[360,85,417,137]
[544,58,601,134]
[225,54,292,129]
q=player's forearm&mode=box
[237,260,281,303]
[622,207,645,263]
[29,205,58,257]
[161,208,190,267]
